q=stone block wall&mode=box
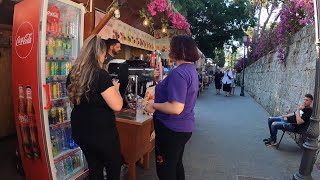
[244,25,317,116]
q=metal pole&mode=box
[240,45,245,96]
[293,0,320,179]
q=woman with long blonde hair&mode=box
[67,35,123,180]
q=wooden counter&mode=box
[115,109,155,180]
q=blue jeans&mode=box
[268,117,296,142]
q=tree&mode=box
[259,0,280,36]
[214,48,225,67]
[173,0,256,59]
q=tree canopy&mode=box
[173,0,256,62]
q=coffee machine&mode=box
[108,59,155,109]
[108,59,129,98]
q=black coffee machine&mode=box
[108,60,129,98]
[108,60,155,109]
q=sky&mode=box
[259,7,281,26]
[223,7,282,67]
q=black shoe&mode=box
[263,138,271,142]
[265,140,278,146]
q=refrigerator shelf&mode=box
[46,56,75,61]
[46,31,75,39]
[50,120,71,129]
[54,147,81,163]
[63,165,86,180]
[46,75,67,81]
[51,97,69,102]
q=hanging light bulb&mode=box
[143,19,149,26]
[114,9,120,19]
[162,26,167,33]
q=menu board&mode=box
[95,10,155,51]
[154,29,187,59]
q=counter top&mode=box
[115,109,152,125]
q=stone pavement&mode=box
[1,86,319,180]
[135,86,320,180]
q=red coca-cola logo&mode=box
[47,5,60,23]
[18,114,29,123]
[15,21,34,59]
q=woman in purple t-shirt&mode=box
[145,35,199,180]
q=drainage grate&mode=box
[236,175,269,180]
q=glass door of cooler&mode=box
[42,0,86,179]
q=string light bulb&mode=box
[143,19,149,26]
[162,27,167,33]
[114,9,120,19]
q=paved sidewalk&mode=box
[136,86,320,180]
[1,86,319,180]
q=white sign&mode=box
[95,10,155,51]
[154,29,187,59]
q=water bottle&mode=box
[54,129,62,153]
[51,135,58,157]
[60,128,67,150]
[55,164,61,180]
[56,161,66,180]
[63,159,69,176]
[66,102,72,120]
[66,157,74,173]
[68,22,75,36]
[136,97,144,119]
[65,127,75,149]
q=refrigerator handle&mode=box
[43,84,51,110]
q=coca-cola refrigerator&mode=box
[12,0,87,179]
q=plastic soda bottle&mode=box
[136,97,144,119]
[55,38,63,59]
[47,37,55,57]
[62,39,67,59]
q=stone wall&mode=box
[244,25,316,116]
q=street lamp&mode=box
[240,34,248,96]
[293,1,320,179]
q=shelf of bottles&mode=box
[54,149,85,180]
[45,1,84,179]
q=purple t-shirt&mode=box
[154,63,199,132]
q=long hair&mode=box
[67,35,106,105]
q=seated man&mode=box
[264,94,313,146]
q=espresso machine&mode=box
[108,59,155,109]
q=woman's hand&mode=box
[145,100,156,113]
[112,79,120,91]
[154,68,161,81]
[154,68,160,77]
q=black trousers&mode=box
[154,118,192,180]
[78,134,121,180]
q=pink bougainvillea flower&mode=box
[147,0,192,34]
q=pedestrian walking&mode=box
[230,69,236,95]
[214,69,224,95]
[222,68,233,97]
